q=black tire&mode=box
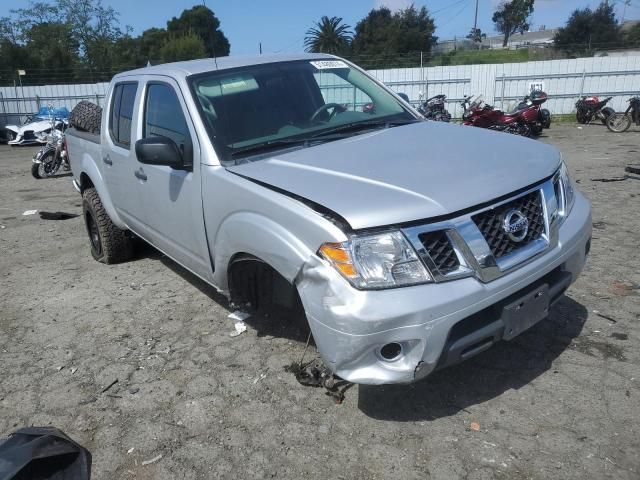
[31,162,42,179]
[576,109,588,124]
[530,124,543,136]
[70,100,102,134]
[600,107,615,124]
[31,150,57,179]
[606,113,631,133]
[82,188,133,263]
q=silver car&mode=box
[66,53,592,384]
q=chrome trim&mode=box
[403,178,559,283]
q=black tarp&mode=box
[0,427,91,480]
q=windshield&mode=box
[189,59,415,162]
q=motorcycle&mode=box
[515,91,551,136]
[575,95,614,125]
[461,95,532,137]
[606,96,640,133]
[417,93,452,122]
[31,125,68,179]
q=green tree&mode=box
[554,2,621,53]
[304,16,352,54]
[160,32,207,63]
[624,23,640,45]
[492,0,535,47]
[351,6,437,56]
[167,6,229,57]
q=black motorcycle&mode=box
[515,91,551,136]
[606,96,640,133]
[417,94,452,122]
[31,127,68,179]
[575,95,614,124]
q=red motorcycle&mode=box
[461,95,534,137]
[514,90,551,136]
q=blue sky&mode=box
[9,0,640,54]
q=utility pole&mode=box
[473,0,479,33]
[259,42,262,54]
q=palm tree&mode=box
[304,16,352,54]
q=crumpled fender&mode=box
[211,211,314,293]
[4,125,19,134]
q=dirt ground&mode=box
[0,123,638,480]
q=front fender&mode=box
[77,153,126,229]
[211,211,314,293]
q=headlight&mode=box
[319,231,432,289]
[558,161,575,217]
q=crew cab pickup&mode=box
[66,53,592,384]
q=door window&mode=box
[143,83,190,152]
[109,82,138,148]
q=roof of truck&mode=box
[114,53,337,79]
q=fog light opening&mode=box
[380,342,403,361]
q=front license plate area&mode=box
[502,284,550,341]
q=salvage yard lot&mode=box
[0,124,638,479]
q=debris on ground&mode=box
[625,165,640,175]
[285,359,353,404]
[229,321,247,337]
[610,281,638,296]
[470,422,481,432]
[101,379,118,393]
[591,176,628,183]
[22,209,38,216]
[127,447,134,454]
[141,454,162,466]
[39,211,79,220]
[228,310,250,322]
[593,310,618,323]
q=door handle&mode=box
[103,155,112,165]
[134,168,147,181]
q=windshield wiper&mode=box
[310,118,420,139]
[230,138,311,159]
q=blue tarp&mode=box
[34,106,70,120]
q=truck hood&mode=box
[227,121,561,230]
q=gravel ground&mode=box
[0,123,639,480]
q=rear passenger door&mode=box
[134,78,210,278]
[103,81,147,232]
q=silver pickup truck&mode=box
[66,53,592,385]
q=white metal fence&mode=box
[1,55,639,130]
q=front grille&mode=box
[472,190,545,259]
[23,130,35,140]
[418,230,460,275]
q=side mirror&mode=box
[135,136,190,169]
[397,92,410,103]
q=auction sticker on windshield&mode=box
[310,60,349,70]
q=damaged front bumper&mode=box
[297,193,592,385]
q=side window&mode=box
[109,82,138,148]
[144,83,190,151]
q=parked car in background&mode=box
[66,53,592,385]
[4,106,69,145]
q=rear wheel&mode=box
[606,113,631,133]
[82,188,133,263]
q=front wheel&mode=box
[606,113,631,133]
[82,188,133,263]
[600,107,615,125]
[31,162,42,179]
[576,109,588,124]
[31,150,57,179]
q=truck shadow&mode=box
[357,295,588,422]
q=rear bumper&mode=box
[298,192,592,385]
